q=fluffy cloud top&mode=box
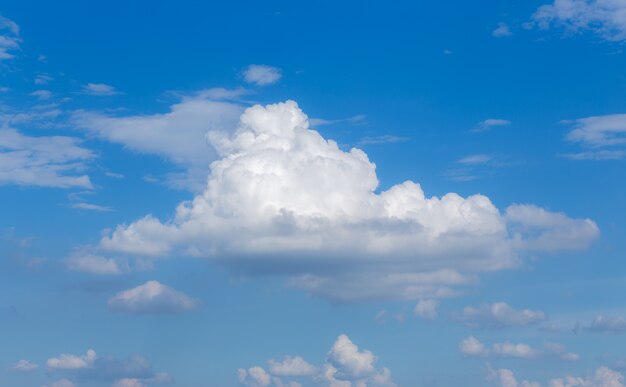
[94,101,598,302]
[108,281,199,314]
[243,65,282,86]
[0,128,94,188]
[459,336,489,357]
[533,0,626,41]
[239,334,395,387]
[460,302,547,328]
[488,366,541,387]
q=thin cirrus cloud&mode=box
[532,0,626,42]
[242,64,282,86]
[88,100,598,303]
[493,22,513,37]
[488,365,624,387]
[12,359,38,372]
[107,281,199,314]
[66,253,123,275]
[239,334,395,387]
[561,113,626,160]
[585,315,626,333]
[0,127,94,189]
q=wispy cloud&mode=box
[561,113,626,160]
[82,83,121,96]
[471,118,511,133]
[242,64,282,86]
[0,15,21,61]
[358,134,409,145]
[493,22,513,37]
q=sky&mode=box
[1,0,626,386]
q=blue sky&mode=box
[1,1,626,386]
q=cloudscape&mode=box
[1,1,626,386]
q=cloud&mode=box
[459,302,547,328]
[492,342,541,359]
[243,65,282,86]
[81,83,121,96]
[35,74,54,85]
[72,90,244,191]
[472,119,511,133]
[66,253,122,275]
[47,349,97,370]
[0,15,20,60]
[268,356,317,377]
[240,334,395,387]
[533,0,626,41]
[70,202,114,212]
[549,366,624,387]
[459,336,489,357]
[493,22,513,37]
[107,280,199,314]
[586,315,626,333]
[358,135,410,145]
[458,154,494,165]
[13,359,38,371]
[43,379,77,387]
[488,366,540,387]
[0,128,94,188]
[309,114,367,127]
[561,113,626,160]
[413,299,439,320]
[91,101,597,302]
[45,349,171,385]
[30,90,53,100]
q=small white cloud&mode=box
[35,74,54,85]
[238,366,271,387]
[268,356,317,377]
[493,22,513,37]
[44,379,77,387]
[46,349,97,370]
[70,202,113,212]
[487,366,540,387]
[460,302,547,328]
[66,253,122,275]
[327,334,376,379]
[414,299,439,320]
[82,83,121,96]
[243,64,282,86]
[108,281,199,314]
[549,366,624,387]
[13,359,38,371]
[492,341,540,359]
[0,15,21,61]
[473,118,512,133]
[459,336,489,357]
[358,135,410,145]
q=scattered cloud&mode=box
[0,128,94,189]
[461,337,576,361]
[533,0,626,42]
[458,154,493,165]
[459,336,489,357]
[492,342,541,359]
[487,366,540,387]
[43,379,77,387]
[586,315,626,333]
[35,74,54,85]
[239,334,395,387]
[459,302,547,328]
[472,119,511,133]
[0,15,21,61]
[309,114,367,127]
[243,64,282,86]
[13,359,38,371]
[108,281,199,314]
[493,22,513,37]
[45,349,171,385]
[560,150,626,160]
[82,83,121,96]
[91,101,598,303]
[413,299,439,320]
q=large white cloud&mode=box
[0,128,94,188]
[533,0,626,42]
[94,100,598,302]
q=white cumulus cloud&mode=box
[90,100,598,302]
[46,349,97,370]
[108,280,199,314]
